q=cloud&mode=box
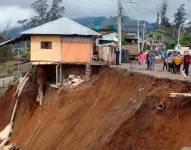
[0,0,191,27]
[0,0,31,8]
[0,6,33,28]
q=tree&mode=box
[159,0,171,28]
[18,0,65,28]
[156,9,160,29]
[174,4,187,28]
[0,22,15,63]
[179,27,191,46]
[47,0,65,22]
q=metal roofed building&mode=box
[18,17,101,65]
[0,17,105,88]
[21,17,101,36]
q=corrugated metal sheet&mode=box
[0,35,27,47]
[102,32,118,41]
[21,17,101,36]
[0,39,13,47]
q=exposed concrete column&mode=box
[36,66,44,106]
[59,63,63,84]
[56,64,59,85]
[85,63,91,81]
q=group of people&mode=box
[138,50,191,77]
[138,52,156,71]
[162,51,191,76]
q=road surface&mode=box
[111,63,191,82]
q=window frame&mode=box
[41,41,53,49]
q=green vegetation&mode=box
[0,47,16,63]
[151,27,177,49]
[18,0,65,28]
[0,61,17,78]
[151,0,189,49]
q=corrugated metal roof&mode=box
[0,39,13,47]
[21,17,101,36]
[0,35,28,47]
[102,32,118,41]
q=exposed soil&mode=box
[1,69,191,150]
[0,85,16,130]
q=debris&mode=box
[181,147,191,150]
[132,100,137,104]
[0,123,13,148]
[170,93,191,98]
[138,88,144,92]
[68,75,75,80]
[36,88,43,106]
[0,71,30,149]
[71,79,85,87]
[1,143,19,150]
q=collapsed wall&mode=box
[0,69,191,150]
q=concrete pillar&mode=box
[56,64,59,85]
[36,66,44,106]
[59,64,63,84]
[85,63,91,81]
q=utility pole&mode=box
[137,20,140,53]
[118,0,122,64]
[172,24,175,38]
[177,25,182,49]
[141,22,145,52]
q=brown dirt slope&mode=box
[0,85,16,130]
[1,69,191,150]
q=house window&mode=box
[41,41,52,49]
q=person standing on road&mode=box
[139,52,146,66]
[115,48,120,65]
[167,52,174,73]
[143,52,147,65]
[162,56,168,71]
[183,51,191,76]
[138,53,141,65]
[148,52,155,71]
[173,52,183,74]
[146,52,151,70]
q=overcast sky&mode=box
[0,0,191,28]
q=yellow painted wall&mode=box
[62,42,92,63]
[31,35,61,62]
[31,35,93,64]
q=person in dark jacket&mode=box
[183,51,191,76]
[115,48,120,65]
[146,52,150,70]
[148,52,156,71]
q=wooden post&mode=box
[170,93,191,98]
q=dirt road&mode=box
[111,63,191,82]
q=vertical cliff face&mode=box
[1,69,191,150]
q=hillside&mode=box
[75,16,156,33]
[0,69,191,150]
[8,16,156,38]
